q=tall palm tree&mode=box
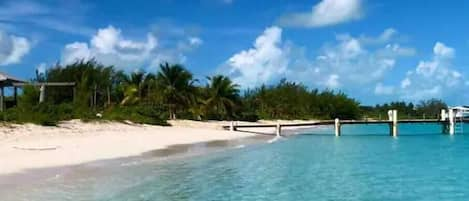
[205,75,240,119]
[156,63,196,119]
[120,71,146,105]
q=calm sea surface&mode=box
[4,123,469,201]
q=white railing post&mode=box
[335,118,341,136]
[441,109,446,121]
[392,110,398,137]
[229,121,234,132]
[39,84,45,103]
[449,109,455,135]
[276,122,281,137]
[387,110,393,121]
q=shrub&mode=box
[103,104,169,126]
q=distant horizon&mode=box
[1,0,469,105]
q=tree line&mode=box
[361,99,447,120]
[0,60,448,125]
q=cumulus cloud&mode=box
[297,32,414,89]
[401,77,411,89]
[62,25,201,70]
[326,74,340,88]
[223,28,468,103]
[224,26,289,87]
[278,0,363,28]
[433,42,454,58]
[0,31,31,65]
[222,27,415,94]
[62,42,91,64]
[399,42,464,101]
[374,83,394,95]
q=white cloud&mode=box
[62,42,91,64]
[382,44,416,57]
[36,62,46,74]
[360,28,398,45]
[433,42,454,58]
[0,0,93,36]
[374,83,394,95]
[278,0,363,28]
[302,33,412,88]
[0,31,31,65]
[222,28,469,102]
[224,26,289,88]
[401,78,411,89]
[326,74,340,88]
[188,37,203,47]
[399,42,464,101]
[402,86,442,101]
[222,27,414,94]
[62,25,200,70]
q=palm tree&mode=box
[205,75,240,119]
[156,63,196,119]
[120,71,146,105]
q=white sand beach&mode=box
[0,119,318,175]
[0,120,247,175]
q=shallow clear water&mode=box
[4,123,469,201]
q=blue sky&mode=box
[1,0,469,105]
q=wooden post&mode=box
[335,118,341,136]
[107,87,111,106]
[13,87,17,106]
[0,87,4,112]
[39,84,45,103]
[448,109,455,135]
[93,84,97,109]
[276,122,281,137]
[441,109,446,121]
[73,86,76,103]
[392,110,398,137]
[229,121,235,132]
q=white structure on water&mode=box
[442,106,469,134]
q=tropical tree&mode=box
[156,63,196,119]
[204,75,240,119]
[120,71,146,105]
[416,98,447,118]
[45,60,114,109]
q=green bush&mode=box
[237,112,259,122]
[103,104,168,126]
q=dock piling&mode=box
[448,109,455,135]
[441,109,446,121]
[229,121,235,132]
[335,118,341,136]
[276,122,281,137]
[391,110,398,137]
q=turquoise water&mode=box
[4,123,469,201]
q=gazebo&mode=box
[0,72,76,112]
[0,72,26,111]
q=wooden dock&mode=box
[224,119,448,129]
[224,112,468,137]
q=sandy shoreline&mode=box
[0,119,317,175]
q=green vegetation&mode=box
[0,60,449,126]
[241,80,361,120]
[362,99,448,120]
